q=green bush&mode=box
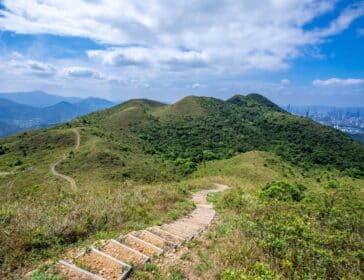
[229,183,362,278]
[259,181,306,201]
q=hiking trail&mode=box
[50,128,80,190]
[57,183,229,279]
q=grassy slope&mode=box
[0,127,204,278]
[136,152,364,279]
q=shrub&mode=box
[0,144,7,155]
[259,181,306,201]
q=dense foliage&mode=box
[215,181,364,279]
[130,94,364,175]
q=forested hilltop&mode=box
[78,93,364,177]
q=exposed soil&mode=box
[76,250,124,280]
[101,240,148,267]
[161,225,192,239]
[132,230,168,249]
[148,227,184,245]
[50,128,80,190]
[58,262,99,280]
[122,235,162,257]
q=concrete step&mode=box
[58,260,104,280]
[166,223,199,237]
[171,221,204,234]
[179,217,211,227]
[99,239,149,268]
[120,234,163,258]
[160,224,195,241]
[131,230,176,250]
[73,248,131,280]
[189,211,215,222]
[148,226,185,246]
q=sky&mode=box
[0,0,363,106]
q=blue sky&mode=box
[0,0,363,106]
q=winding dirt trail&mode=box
[51,128,80,190]
[57,183,229,280]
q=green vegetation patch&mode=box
[178,152,364,280]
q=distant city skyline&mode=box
[0,1,363,106]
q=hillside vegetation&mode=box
[139,152,363,279]
[70,94,363,177]
[0,94,363,279]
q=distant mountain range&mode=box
[0,90,83,107]
[0,91,115,137]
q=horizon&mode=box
[0,1,364,106]
[2,89,364,108]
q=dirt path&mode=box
[50,128,80,190]
[56,183,229,280]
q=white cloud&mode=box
[1,0,362,74]
[61,66,105,80]
[0,53,122,83]
[87,47,209,71]
[280,79,291,85]
[0,0,363,102]
[191,83,204,89]
[313,78,364,86]
[7,58,56,77]
[311,2,364,38]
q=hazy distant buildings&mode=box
[284,105,364,134]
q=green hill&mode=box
[127,94,363,175]
[0,94,363,278]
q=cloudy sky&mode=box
[0,0,363,105]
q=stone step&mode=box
[176,218,206,228]
[189,211,215,221]
[58,260,104,280]
[190,207,215,216]
[99,239,149,268]
[171,220,201,232]
[171,221,204,234]
[169,220,203,232]
[73,248,131,280]
[161,224,195,241]
[166,224,199,238]
[188,215,215,225]
[179,217,211,227]
[131,230,175,250]
[120,234,163,258]
[148,226,185,245]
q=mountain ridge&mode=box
[0,90,82,107]
[0,94,115,137]
[66,93,363,175]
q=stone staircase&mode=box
[57,184,228,280]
